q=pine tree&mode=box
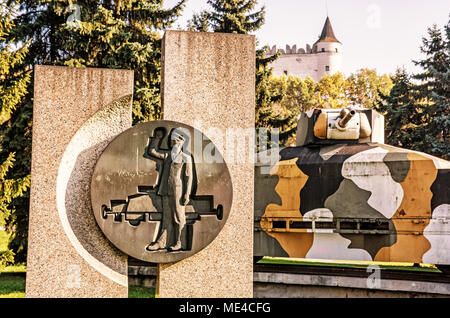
[0,2,31,265]
[188,0,292,146]
[375,68,426,151]
[186,10,209,32]
[9,0,185,122]
[0,6,29,125]
[61,0,186,122]
[188,0,264,34]
[2,0,186,263]
[412,21,449,159]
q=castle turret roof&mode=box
[315,16,341,44]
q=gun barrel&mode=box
[338,109,356,128]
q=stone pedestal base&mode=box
[158,31,255,298]
[26,66,133,298]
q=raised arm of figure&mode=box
[147,137,168,160]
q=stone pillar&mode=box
[158,31,255,297]
[26,66,133,298]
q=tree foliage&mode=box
[61,0,186,122]
[376,68,426,150]
[0,4,30,126]
[412,21,449,159]
[188,0,264,34]
[1,0,185,263]
[0,2,31,265]
[377,19,449,159]
[9,0,185,122]
[346,68,393,109]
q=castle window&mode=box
[335,48,338,53]
[283,70,288,76]
[321,48,325,52]
[325,66,330,72]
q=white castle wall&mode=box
[269,43,343,81]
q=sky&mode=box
[163,0,450,76]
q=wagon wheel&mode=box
[101,205,109,219]
[128,220,142,227]
[216,204,223,220]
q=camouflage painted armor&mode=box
[255,108,449,265]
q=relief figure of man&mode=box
[146,128,193,252]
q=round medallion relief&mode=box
[91,120,232,263]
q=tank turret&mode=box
[296,107,385,146]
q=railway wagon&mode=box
[254,107,449,269]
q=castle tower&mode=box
[312,16,343,79]
[268,16,343,81]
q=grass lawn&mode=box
[0,264,155,298]
[0,265,26,298]
[129,286,155,298]
[0,274,25,298]
[1,231,155,298]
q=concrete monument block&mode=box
[158,30,255,297]
[26,65,133,297]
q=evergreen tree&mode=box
[186,10,209,32]
[188,0,264,34]
[412,21,449,159]
[0,2,30,125]
[376,68,426,151]
[9,0,185,122]
[1,0,185,263]
[255,47,293,145]
[61,0,186,122]
[188,0,292,146]
[0,2,31,265]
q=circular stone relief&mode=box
[91,120,232,263]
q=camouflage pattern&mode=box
[255,109,449,265]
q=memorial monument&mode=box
[26,30,255,298]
